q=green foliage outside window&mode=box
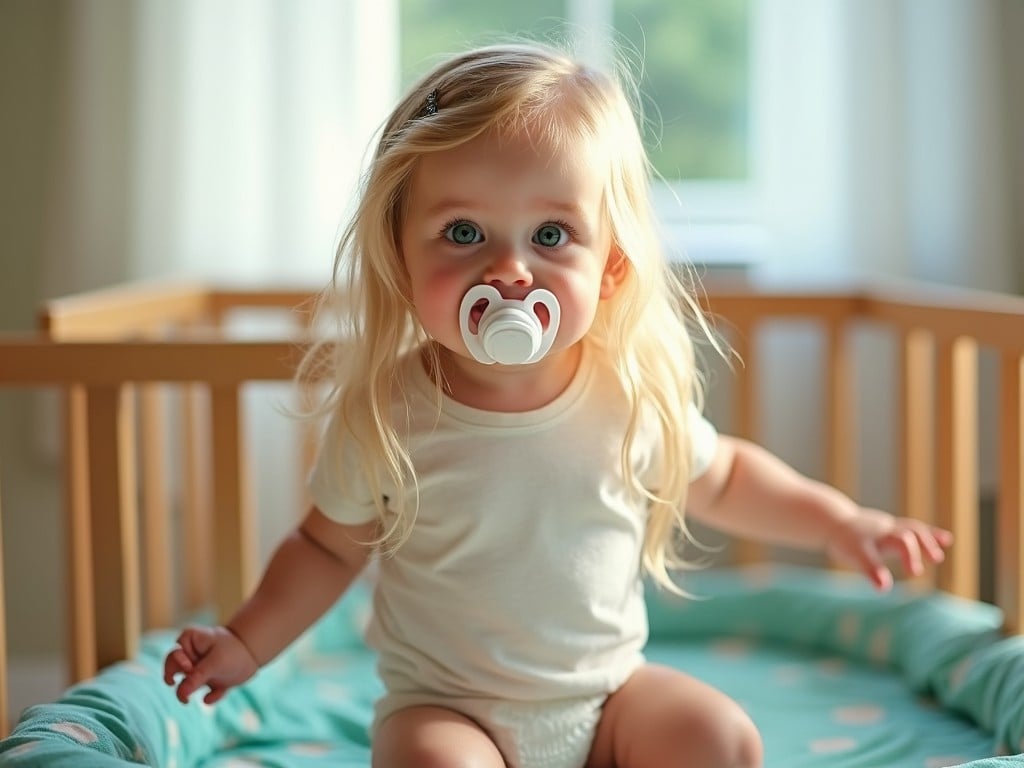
[398,0,749,181]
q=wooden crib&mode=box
[0,277,1022,741]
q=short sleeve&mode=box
[307,411,379,525]
[687,404,719,480]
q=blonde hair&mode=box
[299,41,721,590]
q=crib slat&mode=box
[210,386,257,621]
[0,475,8,738]
[86,385,142,669]
[900,332,936,518]
[998,353,1023,634]
[182,385,212,613]
[826,321,856,496]
[64,386,97,681]
[140,385,173,629]
[935,337,979,600]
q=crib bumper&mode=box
[1,566,1022,767]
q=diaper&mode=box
[375,692,604,768]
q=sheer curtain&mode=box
[43,0,398,297]
[42,0,1019,292]
[753,0,1018,290]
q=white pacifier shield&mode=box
[459,285,561,365]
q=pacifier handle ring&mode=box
[459,285,501,364]
[523,289,560,363]
[459,285,561,365]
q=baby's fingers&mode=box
[844,539,893,592]
[203,686,229,706]
[920,525,953,562]
[887,520,952,571]
[881,528,925,577]
[163,647,194,686]
[174,659,215,704]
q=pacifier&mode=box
[458,285,561,365]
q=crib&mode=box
[0,277,1022,767]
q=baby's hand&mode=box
[163,625,259,705]
[826,508,953,591]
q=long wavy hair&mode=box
[298,41,721,590]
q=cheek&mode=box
[553,274,605,336]
[410,268,466,328]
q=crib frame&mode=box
[0,278,1022,737]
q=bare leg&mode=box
[586,664,763,768]
[372,705,508,768]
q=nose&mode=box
[483,246,533,288]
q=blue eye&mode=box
[533,223,569,247]
[444,221,483,245]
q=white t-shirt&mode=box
[308,341,718,703]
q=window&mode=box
[397,0,750,185]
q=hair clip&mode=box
[419,88,439,117]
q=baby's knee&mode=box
[666,702,763,768]
[721,707,763,768]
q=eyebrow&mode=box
[424,198,587,218]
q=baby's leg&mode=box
[586,664,763,768]
[372,705,507,768]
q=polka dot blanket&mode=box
[2,565,1023,767]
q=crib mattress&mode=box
[2,565,1023,768]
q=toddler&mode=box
[164,41,951,768]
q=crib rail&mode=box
[706,283,1024,629]
[40,284,316,682]
[0,277,1021,738]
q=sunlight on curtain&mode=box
[753,0,1014,290]
[131,0,398,284]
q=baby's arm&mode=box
[163,508,376,703]
[686,435,952,590]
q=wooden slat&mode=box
[935,337,979,599]
[899,330,936,523]
[140,385,173,629]
[826,321,856,496]
[210,386,257,621]
[64,387,97,680]
[0,339,306,385]
[181,386,212,613]
[85,385,141,669]
[0,474,8,738]
[998,353,1024,634]
[703,291,863,325]
[867,294,1024,353]
[208,289,318,316]
[41,281,210,339]
[898,330,936,589]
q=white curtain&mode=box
[753,0,1018,291]
[43,0,1019,293]
[43,0,398,296]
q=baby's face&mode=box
[400,127,621,369]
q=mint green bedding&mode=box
[2,566,1023,767]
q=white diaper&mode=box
[375,693,604,768]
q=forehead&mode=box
[408,128,609,210]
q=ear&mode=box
[599,244,629,299]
